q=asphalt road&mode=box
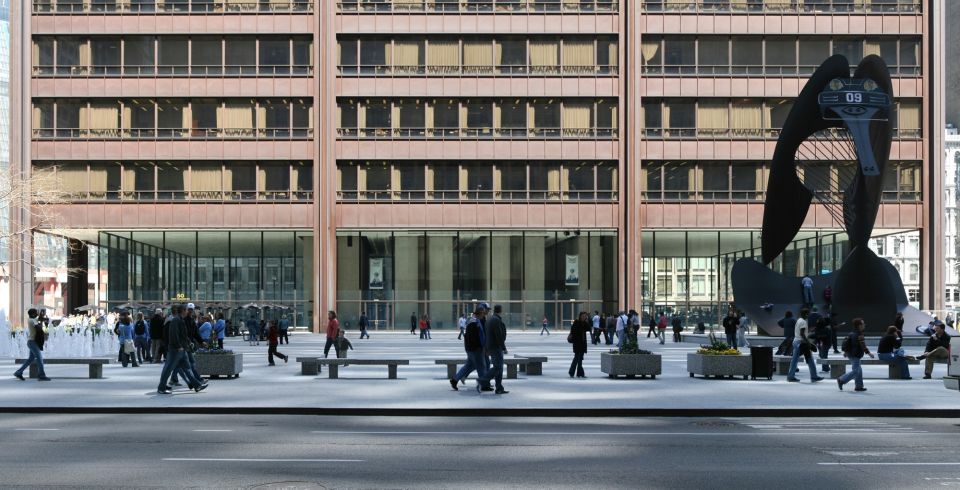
[1,414,958,489]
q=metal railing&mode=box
[33,0,314,14]
[336,188,618,202]
[51,190,314,202]
[641,189,921,203]
[641,64,921,77]
[641,127,921,140]
[336,0,619,13]
[639,0,921,14]
[34,64,314,77]
[338,64,619,76]
[32,127,314,140]
[337,126,618,139]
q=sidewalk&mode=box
[1,331,955,414]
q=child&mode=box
[334,329,353,359]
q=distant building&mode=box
[947,125,960,310]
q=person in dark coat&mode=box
[149,309,166,364]
[569,311,591,378]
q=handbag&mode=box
[567,332,574,344]
[123,339,136,355]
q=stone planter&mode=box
[600,352,661,379]
[194,352,243,379]
[687,353,752,379]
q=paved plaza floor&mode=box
[2,331,957,411]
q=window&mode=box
[191,37,222,75]
[56,37,83,75]
[799,37,829,73]
[292,38,312,74]
[643,101,662,135]
[697,38,729,75]
[365,101,391,129]
[465,101,493,134]
[832,39,863,66]
[568,162,594,200]
[701,163,728,199]
[360,39,389,73]
[909,263,918,282]
[33,38,55,75]
[157,162,185,200]
[127,99,155,137]
[260,39,290,75]
[432,164,459,200]
[396,163,424,199]
[731,163,761,200]
[875,238,885,255]
[501,164,526,199]
[230,163,256,199]
[665,100,695,136]
[158,36,188,75]
[464,163,493,199]
[156,99,185,137]
[225,37,256,75]
[339,162,357,199]
[124,36,155,75]
[663,162,690,199]
[893,238,901,256]
[497,39,526,73]
[663,37,694,74]
[731,37,762,74]
[765,37,797,75]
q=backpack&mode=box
[134,320,146,336]
[841,335,852,354]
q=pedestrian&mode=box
[267,321,288,366]
[591,311,601,345]
[787,308,824,383]
[419,315,429,340]
[894,312,905,335]
[838,318,872,391]
[198,314,213,346]
[540,315,550,335]
[134,312,149,365]
[410,312,418,335]
[457,312,467,340]
[117,311,139,368]
[568,311,590,378]
[917,322,951,379]
[449,305,488,391]
[214,313,226,349]
[801,275,814,305]
[672,313,684,343]
[357,312,369,339]
[878,325,912,380]
[722,310,738,347]
[157,305,206,395]
[656,311,668,345]
[13,309,50,381]
[149,308,166,364]
[425,315,433,340]
[605,315,616,345]
[736,312,750,348]
[246,315,260,346]
[647,314,657,339]
[615,311,628,348]
[822,285,832,308]
[324,311,339,358]
[948,313,956,330]
[775,311,796,356]
[814,310,832,373]
[335,329,353,359]
[477,304,508,394]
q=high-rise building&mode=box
[8,0,946,331]
[946,125,960,311]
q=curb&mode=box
[0,407,956,418]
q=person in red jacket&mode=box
[267,321,288,366]
[324,311,339,358]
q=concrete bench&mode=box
[513,355,548,375]
[434,358,526,380]
[14,358,110,379]
[774,355,939,379]
[303,358,409,379]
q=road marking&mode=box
[820,463,960,466]
[192,429,233,432]
[163,458,363,463]
[14,428,60,431]
[311,430,927,436]
[824,451,900,457]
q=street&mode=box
[1,414,958,489]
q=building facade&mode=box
[946,125,960,311]
[8,0,946,331]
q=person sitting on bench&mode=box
[917,322,951,379]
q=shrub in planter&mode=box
[194,349,243,379]
[599,325,661,379]
[688,339,751,379]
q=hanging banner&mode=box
[565,254,580,286]
[368,258,384,290]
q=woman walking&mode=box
[568,311,591,378]
[117,312,139,368]
[267,321,288,366]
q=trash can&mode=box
[750,346,773,380]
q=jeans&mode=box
[151,339,165,363]
[616,330,624,348]
[726,333,737,347]
[134,337,148,363]
[323,337,336,357]
[541,325,550,335]
[15,340,46,378]
[673,330,682,343]
[279,330,289,344]
[359,328,369,339]
[458,327,464,340]
[171,350,201,384]
[788,339,820,381]
[803,285,814,305]
[878,350,910,379]
[818,341,831,372]
[569,351,585,377]
[657,329,665,344]
[158,349,201,390]
[838,356,864,389]
[604,329,613,344]
[268,343,287,364]
[479,350,505,390]
[737,329,749,348]
[454,350,487,382]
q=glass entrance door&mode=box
[364,301,392,330]
[557,301,584,331]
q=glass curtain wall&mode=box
[98,230,312,328]
[336,230,618,331]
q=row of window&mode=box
[337,37,618,76]
[337,160,618,201]
[640,0,922,14]
[33,0,313,14]
[641,98,921,138]
[337,0,619,13]
[33,161,313,201]
[33,36,313,77]
[641,36,921,76]
[32,99,313,140]
[642,160,922,202]
[336,98,618,139]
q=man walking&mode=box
[157,305,205,394]
[838,318,872,392]
[776,310,796,356]
[787,308,824,383]
[449,305,488,391]
[917,322,951,379]
[410,312,418,335]
[457,312,467,340]
[358,312,370,339]
[324,311,339,358]
[278,314,290,344]
[149,309,165,364]
[672,313,684,343]
[477,304,508,395]
[615,311,627,348]
[13,309,50,381]
[591,311,601,345]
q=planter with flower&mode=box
[600,325,661,379]
[194,348,243,379]
[687,339,752,379]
